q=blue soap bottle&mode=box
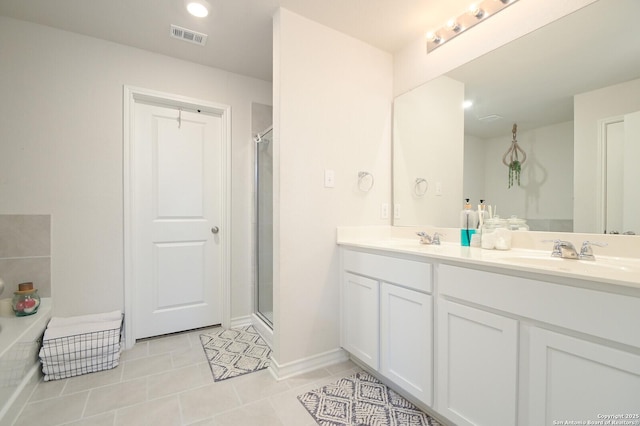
[460,198,477,246]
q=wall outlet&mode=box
[324,169,335,188]
[381,203,389,219]
[394,204,401,219]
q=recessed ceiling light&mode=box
[186,0,210,17]
[463,100,473,109]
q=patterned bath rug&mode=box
[298,371,441,426]
[200,325,271,381]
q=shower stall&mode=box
[255,126,273,328]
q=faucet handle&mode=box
[542,239,562,257]
[432,232,444,245]
[579,241,607,261]
[416,232,432,245]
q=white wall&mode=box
[0,17,272,319]
[273,9,392,368]
[475,121,574,224]
[393,0,597,96]
[393,76,464,227]
[574,78,640,232]
[463,133,485,206]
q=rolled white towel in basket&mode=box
[42,357,120,381]
[40,310,123,380]
[42,318,122,341]
[46,310,122,329]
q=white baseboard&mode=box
[250,314,273,347]
[229,315,252,329]
[269,348,350,380]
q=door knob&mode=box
[211,226,219,234]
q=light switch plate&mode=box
[381,203,389,219]
[324,169,335,188]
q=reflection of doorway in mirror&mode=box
[599,111,640,235]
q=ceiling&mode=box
[447,0,640,138]
[0,0,469,82]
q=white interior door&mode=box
[132,101,223,339]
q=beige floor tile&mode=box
[280,367,331,390]
[325,359,357,374]
[187,418,218,426]
[122,353,173,380]
[13,391,89,426]
[147,364,208,400]
[147,333,192,355]
[120,341,149,362]
[65,411,116,426]
[213,399,283,426]
[62,365,124,394]
[231,369,290,404]
[179,381,242,424]
[28,377,67,402]
[198,361,216,382]
[171,344,208,369]
[269,384,321,426]
[115,395,182,426]
[83,377,147,417]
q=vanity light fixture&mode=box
[185,0,210,17]
[469,4,485,19]
[426,0,520,53]
[426,32,442,44]
[446,19,461,32]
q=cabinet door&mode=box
[342,272,379,369]
[528,327,640,425]
[380,283,433,406]
[437,299,518,426]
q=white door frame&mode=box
[596,115,624,234]
[123,85,231,349]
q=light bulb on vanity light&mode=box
[426,31,442,44]
[446,19,461,32]
[469,4,485,19]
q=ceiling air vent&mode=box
[170,25,208,46]
[478,114,504,122]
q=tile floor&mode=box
[13,326,362,426]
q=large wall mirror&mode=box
[393,0,640,234]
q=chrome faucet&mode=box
[547,240,578,259]
[579,241,607,261]
[417,232,443,245]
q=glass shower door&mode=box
[255,127,273,327]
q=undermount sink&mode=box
[497,253,639,277]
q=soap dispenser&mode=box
[460,198,477,246]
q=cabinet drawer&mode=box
[342,249,432,293]
[439,264,640,348]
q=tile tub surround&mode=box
[0,215,51,297]
[12,326,361,426]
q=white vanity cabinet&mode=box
[439,263,640,426]
[380,282,433,405]
[528,327,640,425]
[342,271,379,369]
[341,248,434,406]
[436,299,518,426]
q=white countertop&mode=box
[337,231,640,291]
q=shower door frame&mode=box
[254,126,273,329]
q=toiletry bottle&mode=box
[460,198,477,246]
[478,200,489,227]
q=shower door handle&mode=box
[211,226,219,234]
